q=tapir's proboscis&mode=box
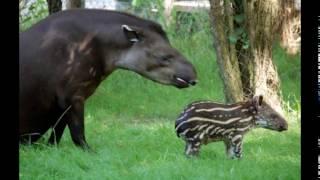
[19,9,197,150]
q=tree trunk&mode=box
[279,0,301,55]
[243,0,283,114]
[209,0,284,114]
[66,0,85,9]
[46,0,62,14]
[209,0,244,103]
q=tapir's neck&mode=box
[99,49,133,80]
[113,49,142,72]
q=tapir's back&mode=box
[21,9,168,42]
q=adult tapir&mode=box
[19,9,197,150]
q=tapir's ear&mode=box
[252,95,263,107]
[121,24,140,43]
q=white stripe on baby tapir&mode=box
[186,137,194,141]
[216,128,225,134]
[180,128,190,136]
[177,112,188,121]
[232,134,242,143]
[179,124,201,136]
[184,106,195,113]
[205,125,215,134]
[194,142,201,146]
[239,116,253,123]
[198,124,208,131]
[222,128,236,135]
[210,127,221,135]
[195,105,242,112]
[227,132,234,139]
[175,117,242,131]
[236,125,251,132]
[190,125,200,131]
[185,144,192,155]
[199,131,206,139]
[236,142,242,149]
[194,132,201,139]
[241,109,249,112]
[190,101,213,106]
[194,131,206,139]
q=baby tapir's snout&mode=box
[275,119,288,132]
[175,95,288,159]
[280,121,288,131]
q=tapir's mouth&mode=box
[173,75,197,89]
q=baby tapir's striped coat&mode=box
[175,95,288,159]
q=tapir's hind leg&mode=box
[48,119,68,145]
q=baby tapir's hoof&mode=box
[229,153,242,159]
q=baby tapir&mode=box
[19,9,197,150]
[175,95,288,159]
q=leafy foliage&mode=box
[19,0,48,31]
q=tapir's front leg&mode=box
[67,96,91,150]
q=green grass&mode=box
[20,117,300,180]
[20,12,300,180]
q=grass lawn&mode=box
[19,16,301,180]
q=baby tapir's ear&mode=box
[121,24,140,43]
[252,95,263,108]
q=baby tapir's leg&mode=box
[184,140,201,156]
[224,140,234,158]
[224,135,243,159]
[233,141,243,158]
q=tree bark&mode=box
[66,0,85,9]
[209,0,285,114]
[243,0,283,114]
[279,0,301,55]
[209,0,244,103]
[46,0,62,14]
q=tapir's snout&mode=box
[173,75,198,89]
[189,80,197,86]
[172,60,198,89]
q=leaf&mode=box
[29,5,35,11]
[242,43,249,49]
[234,27,244,36]
[228,34,238,44]
[241,39,250,49]
[234,14,245,24]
